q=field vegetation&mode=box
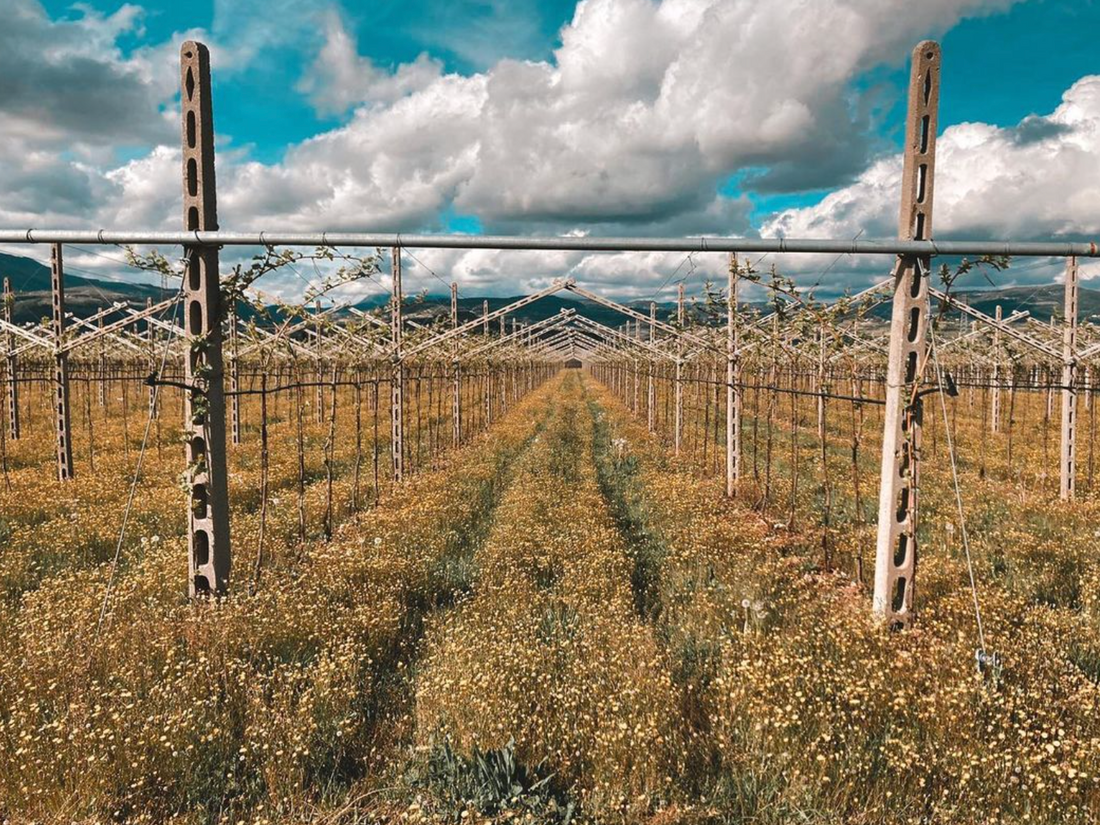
[2,368,1099,824]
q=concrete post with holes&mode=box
[145,297,157,412]
[229,298,241,445]
[499,316,507,413]
[648,302,656,432]
[674,284,684,455]
[1061,256,1079,500]
[817,324,827,443]
[451,282,461,447]
[991,305,1002,433]
[873,41,940,626]
[98,315,107,407]
[181,41,231,596]
[632,320,640,414]
[3,277,18,440]
[727,254,741,496]
[483,299,491,426]
[1048,318,1056,420]
[391,247,404,482]
[314,300,325,424]
[51,244,74,481]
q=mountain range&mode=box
[0,251,1089,331]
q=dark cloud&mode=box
[0,2,172,149]
[479,194,755,239]
[0,159,98,213]
[1010,114,1073,145]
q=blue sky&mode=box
[4,0,1100,298]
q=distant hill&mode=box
[0,251,1092,331]
[352,293,682,330]
[0,251,170,325]
[0,251,678,329]
[388,285,1100,331]
[943,284,1099,324]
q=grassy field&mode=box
[1,370,1099,823]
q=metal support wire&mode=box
[94,287,185,639]
[929,323,988,660]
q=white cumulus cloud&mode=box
[297,10,443,114]
[763,74,1100,288]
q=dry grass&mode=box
[3,371,1100,823]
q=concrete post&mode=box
[817,324,828,444]
[727,254,741,497]
[1061,256,1079,500]
[3,277,18,440]
[391,247,404,482]
[229,299,241,445]
[181,41,231,596]
[51,244,74,481]
[675,284,684,455]
[873,41,941,627]
[991,305,1002,433]
[632,320,640,415]
[648,302,656,432]
[483,299,491,426]
[145,296,156,412]
[451,282,461,447]
[315,300,325,424]
[98,315,107,407]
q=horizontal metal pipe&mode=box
[0,229,1097,257]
